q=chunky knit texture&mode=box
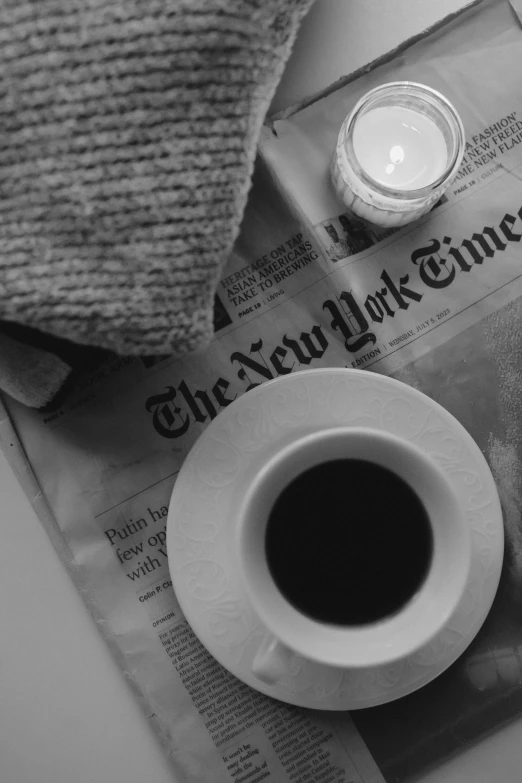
[0,0,313,362]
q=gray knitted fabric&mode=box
[0,0,313,366]
[0,332,70,407]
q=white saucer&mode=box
[166,368,504,710]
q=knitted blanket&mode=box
[0,0,314,406]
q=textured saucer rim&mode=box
[166,368,504,711]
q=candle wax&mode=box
[352,105,448,190]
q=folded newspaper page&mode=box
[2,1,522,781]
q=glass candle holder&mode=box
[331,82,465,228]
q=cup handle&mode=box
[252,635,293,684]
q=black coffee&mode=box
[265,458,433,626]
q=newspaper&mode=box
[2,1,522,781]
[260,0,522,380]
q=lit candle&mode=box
[331,82,465,228]
[352,106,448,190]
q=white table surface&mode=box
[2,3,521,782]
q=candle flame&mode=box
[390,145,405,164]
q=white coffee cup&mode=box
[236,426,471,684]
